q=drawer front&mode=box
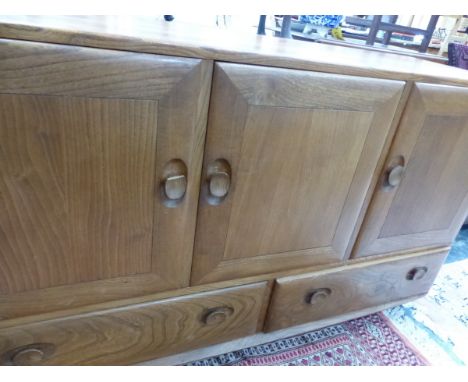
[265,250,447,332]
[0,282,268,365]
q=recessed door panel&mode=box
[223,106,372,260]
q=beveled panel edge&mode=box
[0,37,203,100]
[217,61,406,111]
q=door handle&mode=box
[160,159,187,207]
[205,159,231,205]
[386,165,405,187]
[208,171,230,198]
[164,174,187,201]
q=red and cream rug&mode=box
[185,312,428,366]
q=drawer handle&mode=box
[406,266,428,281]
[208,171,230,198]
[202,306,234,325]
[164,174,187,201]
[2,343,55,366]
[305,288,332,305]
[386,165,405,187]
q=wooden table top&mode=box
[1,15,468,86]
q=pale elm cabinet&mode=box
[0,16,467,365]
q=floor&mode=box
[384,226,468,365]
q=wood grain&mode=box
[342,81,414,259]
[0,38,199,99]
[191,63,404,284]
[1,16,468,87]
[140,294,424,365]
[0,94,157,293]
[353,82,468,258]
[0,282,268,365]
[0,40,212,312]
[265,249,447,332]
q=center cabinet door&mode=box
[191,63,404,284]
[0,40,211,318]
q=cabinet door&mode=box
[0,40,211,318]
[353,83,468,258]
[191,63,404,284]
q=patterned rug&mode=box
[186,312,428,366]
[384,245,468,364]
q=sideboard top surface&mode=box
[1,16,468,87]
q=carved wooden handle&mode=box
[12,348,44,365]
[202,306,234,325]
[164,174,187,201]
[2,343,55,366]
[305,288,332,305]
[406,266,428,281]
[208,171,230,198]
[387,165,405,187]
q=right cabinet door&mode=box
[353,82,468,258]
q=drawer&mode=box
[265,250,447,332]
[0,282,268,365]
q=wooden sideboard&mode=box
[0,16,468,365]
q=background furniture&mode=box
[439,15,468,55]
[266,16,447,64]
[0,16,468,365]
[344,15,440,53]
[448,43,468,69]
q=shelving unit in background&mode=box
[439,16,468,55]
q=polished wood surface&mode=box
[0,282,268,365]
[0,94,157,293]
[353,83,468,258]
[0,18,464,364]
[265,249,447,332]
[191,62,404,284]
[1,16,468,87]
[0,40,212,307]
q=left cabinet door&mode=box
[0,40,212,319]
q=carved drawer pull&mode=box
[406,266,428,281]
[305,288,332,305]
[208,171,230,198]
[164,174,187,201]
[2,343,55,366]
[386,165,405,187]
[202,306,234,325]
